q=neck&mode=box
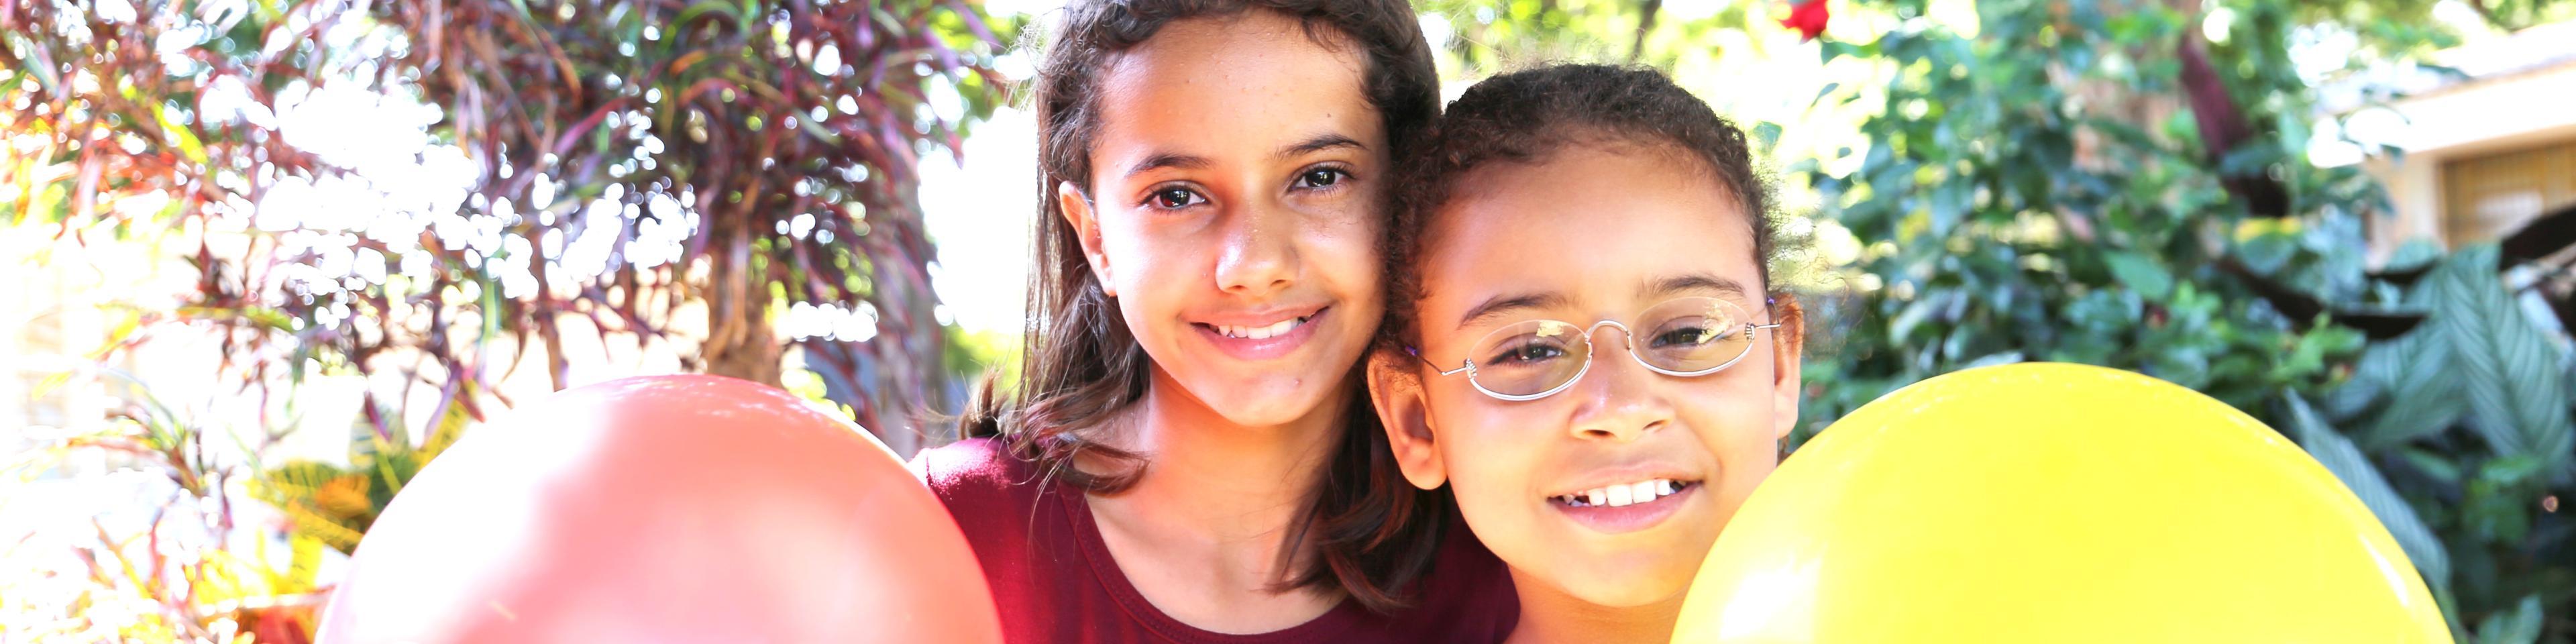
[1089,364,1351,572]
[1504,570,1686,644]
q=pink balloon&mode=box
[316,375,1000,643]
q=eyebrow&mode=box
[1456,291,1572,331]
[1122,133,1367,180]
[1452,274,1749,331]
[1124,152,1212,178]
[1279,133,1366,158]
[1649,273,1750,300]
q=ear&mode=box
[1767,294,1808,442]
[1366,349,1447,490]
[1057,181,1115,297]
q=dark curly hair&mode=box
[958,0,1449,614]
[1381,64,1786,350]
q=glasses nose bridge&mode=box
[1581,319,1644,358]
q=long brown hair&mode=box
[957,0,1448,614]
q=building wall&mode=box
[2445,137,2576,243]
[2361,60,2576,260]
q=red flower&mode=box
[1781,0,1830,42]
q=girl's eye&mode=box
[1487,341,1568,366]
[1293,168,1348,190]
[1653,326,1719,348]
[1147,187,1205,210]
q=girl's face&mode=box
[1061,11,1385,427]
[1373,144,1804,608]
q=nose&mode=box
[1212,200,1297,298]
[1565,323,1676,443]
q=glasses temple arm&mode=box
[1405,345,1477,376]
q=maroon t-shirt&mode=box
[910,437,1518,643]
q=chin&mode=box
[1561,566,1696,608]
[1205,385,1336,427]
[1177,360,1353,425]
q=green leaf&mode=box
[2102,251,2175,302]
[2353,327,2465,449]
[1752,121,1783,154]
[2434,245,2573,465]
[2284,392,2451,588]
[175,305,299,332]
[2236,232,2298,276]
[286,533,323,592]
[2473,594,2541,644]
[156,102,207,165]
[1929,180,1969,235]
[798,114,844,146]
[421,380,475,460]
[2217,140,2284,176]
[1809,82,1842,109]
[2452,458,2534,543]
[674,0,743,28]
[2567,352,2576,411]
[1888,288,1958,341]
[1960,350,2024,369]
[249,461,372,554]
[2397,447,2463,486]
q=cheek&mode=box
[1316,209,1382,265]
[1442,454,1540,559]
[1097,217,1157,274]
[1677,381,1787,473]
[1098,220,1201,306]
[1432,402,1552,513]
[1288,209,1383,302]
[1318,250,1382,323]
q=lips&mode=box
[1546,468,1706,534]
[1191,306,1331,362]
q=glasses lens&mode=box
[1636,297,1755,374]
[1466,319,1589,397]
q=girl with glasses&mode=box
[1367,64,1809,644]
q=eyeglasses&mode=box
[1409,297,1782,402]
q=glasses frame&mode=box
[1409,301,1783,402]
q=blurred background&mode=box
[4,0,2573,640]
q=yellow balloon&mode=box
[1674,363,2450,643]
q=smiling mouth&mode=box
[1551,478,1700,508]
[1199,312,1319,340]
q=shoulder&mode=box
[910,437,1016,489]
[1325,508,1521,643]
[1401,512,1522,641]
[908,437,1049,525]
[1430,511,1514,590]
[908,437,1100,641]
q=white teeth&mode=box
[1555,478,1689,508]
[1217,315,1310,339]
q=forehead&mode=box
[1087,13,1379,160]
[1417,145,1759,311]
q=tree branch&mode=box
[1631,0,1664,62]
